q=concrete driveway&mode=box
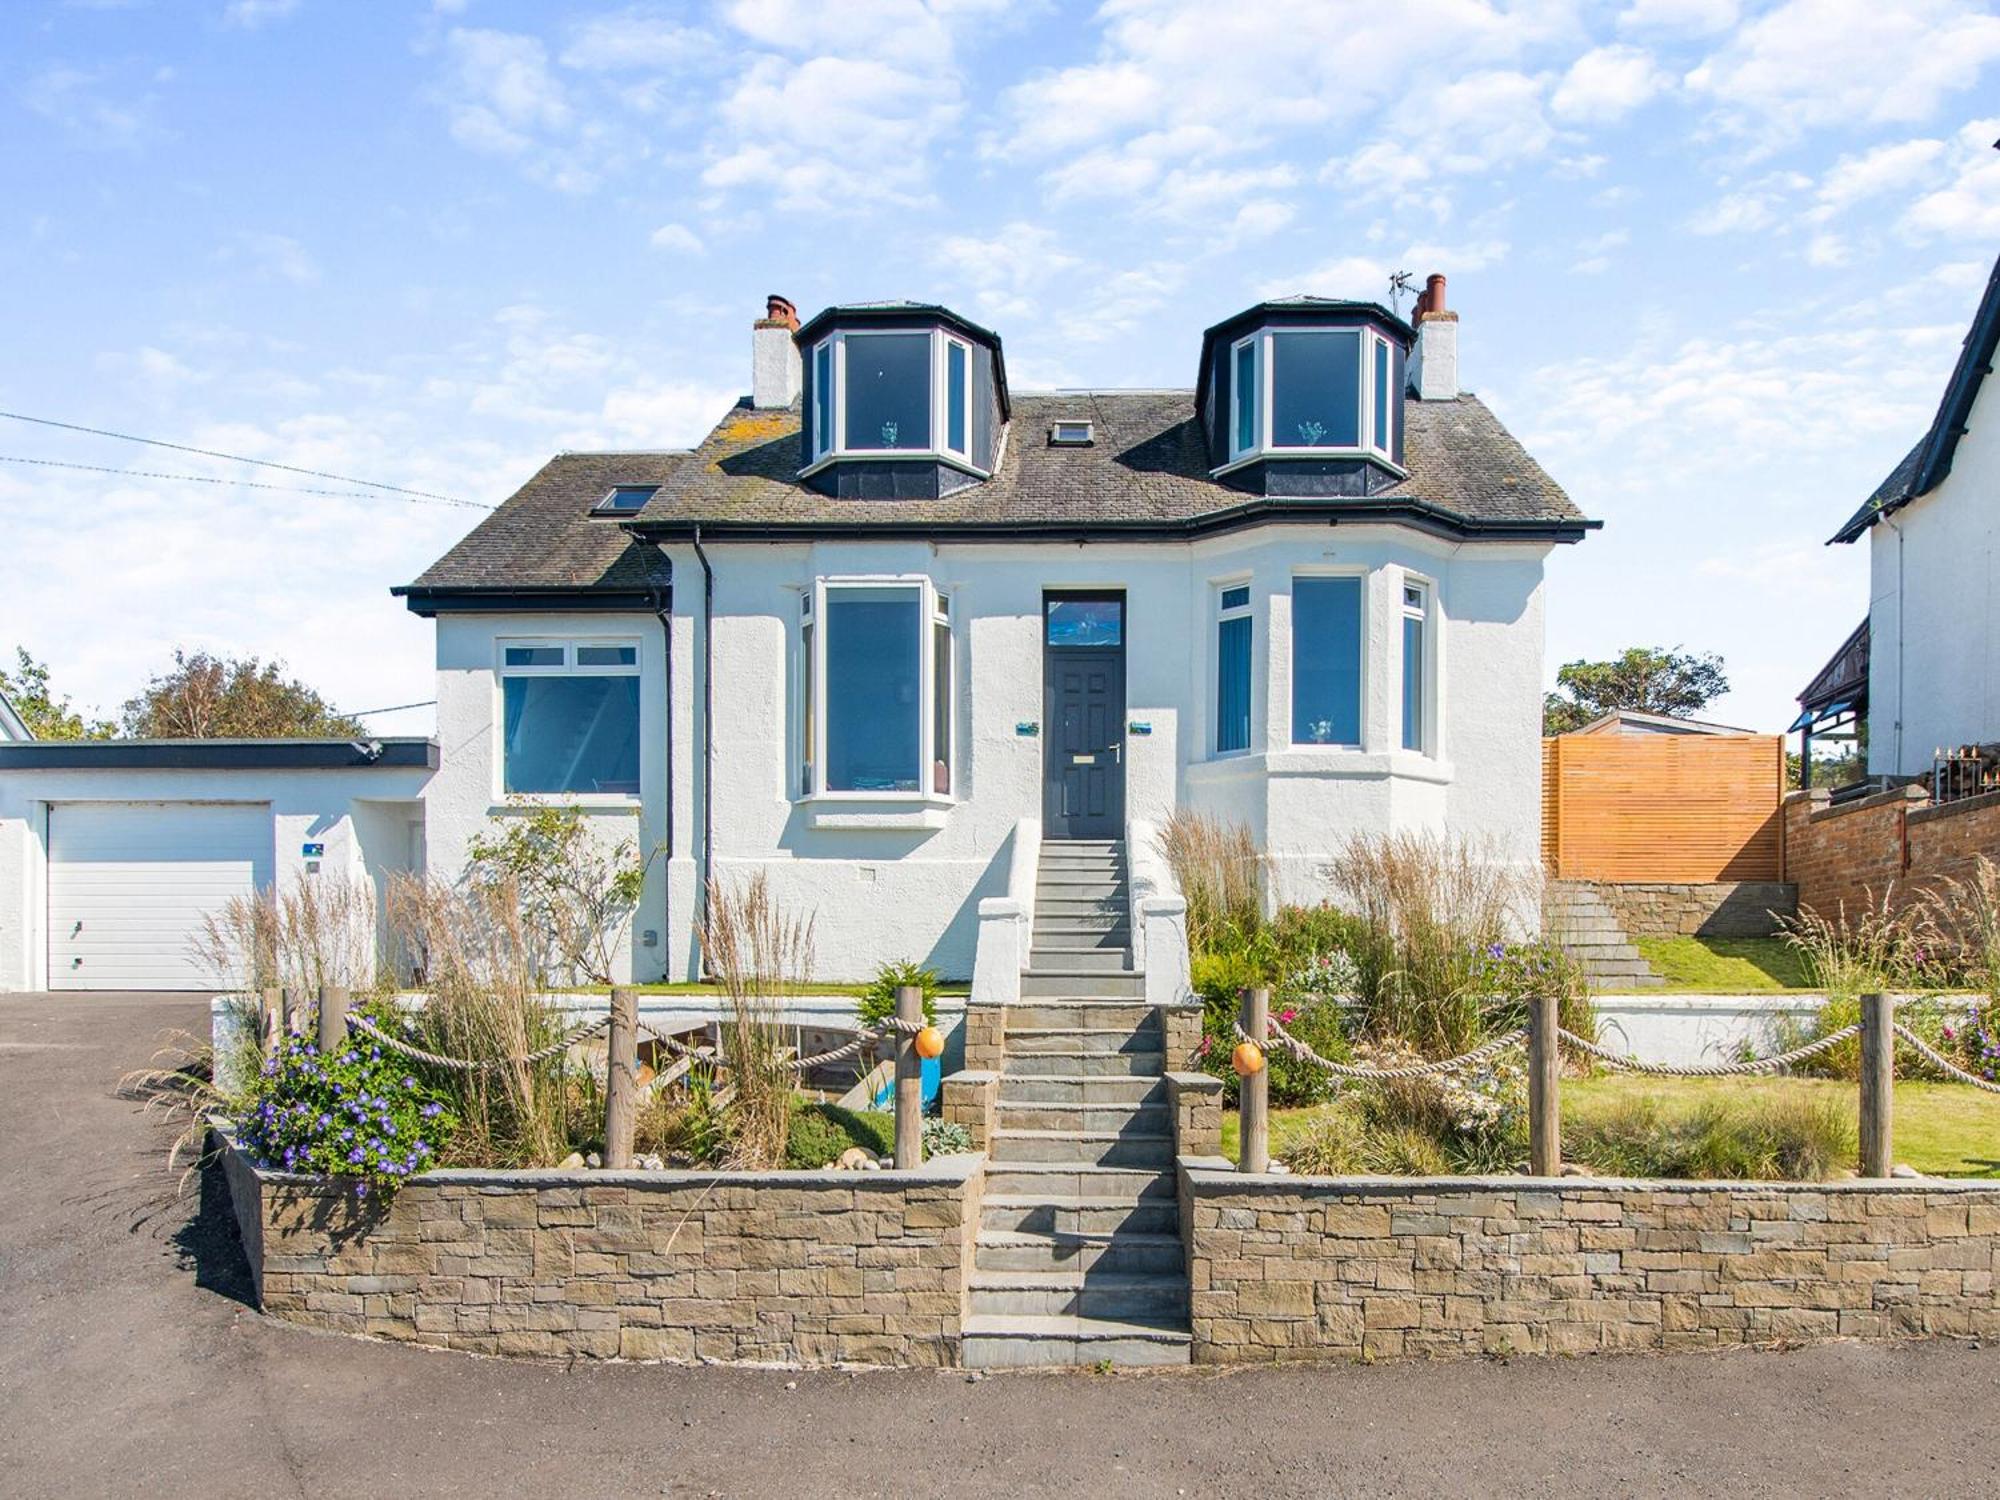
[3,990,1998,1499]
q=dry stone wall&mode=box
[1182,1161,2000,1363]
[1592,880,1797,939]
[220,1138,980,1367]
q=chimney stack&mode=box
[1408,272,1459,401]
[752,293,801,409]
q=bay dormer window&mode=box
[1226,325,1399,465]
[806,327,980,472]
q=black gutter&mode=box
[0,738,439,771]
[393,585,658,618]
[647,568,675,981]
[691,525,716,962]
[630,499,1600,548]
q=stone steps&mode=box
[966,1270,1187,1321]
[979,1193,1180,1237]
[989,1128,1174,1168]
[1546,881,1665,990]
[997,1073,1166,1106]
[1019,971,1146,999]
[960,1313,1191,1369]
[996,1099,1169,1133]
[973,1228,1185,1276]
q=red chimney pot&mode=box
[763,294,799,330]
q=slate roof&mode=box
[1832,248,2000,544]
[397,450,687,605]
[629,389,1589,540]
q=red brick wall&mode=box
[1784,787,2000,918]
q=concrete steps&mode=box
[963,839,1190,1370]
[1546,880,1665,990]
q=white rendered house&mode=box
[398,279,1594,984]
[1824,250,2000,779]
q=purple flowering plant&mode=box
[236,1005,457,1193]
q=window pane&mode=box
[1402,611,1425,752]
[576,645,637,667]
[801,622,815,796]
[1217,615,1252,753]
[1233,341,1256,452]
[1271,331,1360,448]
[502,675,641,794]
[843,333,931,451]
[946,342,968,455]
[504,646,564,667]
[598,486,655,513]
[1220,584,1250,611]
[826,587,921,792]
[933,619,952,794]
[1373,339,1391,451]
[813,343,833,454]
[1045,598,1122,647]
[1292,577,1361,744]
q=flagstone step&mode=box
[1019,971,1145,998]
[960,1313,1191,1369]
[979,1193,1180,1237]
[980,1162,1174,1199]
[1000,1045,1164,1077]
[995,1099,1168,1133]
[1003,1027,1161,1057]
[967,1270,1187,1321]
[990,1127,1174,1168]
[996,1072,1166,1106]
[972,1228,1186,1277]
[1005,1000,1155,1031]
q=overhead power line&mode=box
[348,698,437,716]
[0,454,484,510]
[0,408,489,509]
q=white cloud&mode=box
[648,222,705,254]
[226,231,321,285]
[1261,238,1509,303]
[1686,171,1808,235]
[1617,0,1737,34]
[433,28,630,192]
[560,11,709,70]
[1551,45,1667,123]
[222,0,300,27]
[1686,0,2000,143]
[21,65,162,149]
[1573,227,1629,274]
[1903,120,2000,242]
[1811,138,1947,221]
[932,221,1082,322]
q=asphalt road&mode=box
[4,990,1998,1499]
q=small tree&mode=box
[121,648,365,738]
[0,648,113,739]
[1543,646,1728,735]
[466,805,651,985]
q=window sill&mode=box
[801,794,953,832]
[488,795,642,816]
[1184,750,1454,785]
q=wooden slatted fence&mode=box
[1542,733,1785,882]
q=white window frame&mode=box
[1222,326,1401,471]
[804,328,984,477]
[802,576,955,804]
[1212,577,1255,758]
[1399,573,1435,757]
[1288,569,1368,751]
[494,636,643,803]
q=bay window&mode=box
[499,640,641,796]
[807,328,978,470]
[1228,326,1398,463]
[1291,577,1362,746]
[802,579,953,798]
[1215,583,1252,754]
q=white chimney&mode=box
[752,293,801,408]
[1408,272,1459,401]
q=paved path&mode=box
[3,991,1998,1499]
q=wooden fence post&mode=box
[894,985,923,1168]
[1860,992,1894,1178]
[1529,992,1561,1176]
[282,986,304,1037]
[317,984,350,1052]
[604,985,638,1170]
[260,986,282,1054]
[1239,987,1270,1174]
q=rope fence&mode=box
[1892,1021,2000,1096]
[1556,1024,1863,1078]
[1235,1019,1527,1080]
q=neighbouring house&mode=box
[1823,249,2000,782]
[398,277,1593,983]
[0,689,29,742]
[1565,708,1756,738]
[0,275,1595,991]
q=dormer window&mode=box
[1227,326,1398,465]
[806,326,979,471]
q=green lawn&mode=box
[1220,1074,2000,1178]
[1632,936,1814,992]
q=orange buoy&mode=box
[1231,1040,1265,1077]
[914,1025,945,1060]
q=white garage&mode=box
[48,802,273,991]
[0,737,439,994]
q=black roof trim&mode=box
[792,301,1010,421]
[0,738,440,771]
[1832,249,2000,544]
[629,497,1598,547]
[394,585,666,618]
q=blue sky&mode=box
[4,0,1998,737]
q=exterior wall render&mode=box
[642,529,1550,983]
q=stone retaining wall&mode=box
[1784,786,2000,921]
[1591,880,1797,939]
[218,1136,981,1367]
[1181,1158,2000,1363]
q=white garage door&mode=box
[48,802,273,991]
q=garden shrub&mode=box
[922,1119,974,1156]
[1191,951,1352,1106]
[237,1010,457,1194]
[466,805,653,987]
[1567,1091,1853,1181]
[858,957,939,1029]
[1279,1105,1368,1175]
[784,1102,895,1168]
[1942,1002,2000,1083]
